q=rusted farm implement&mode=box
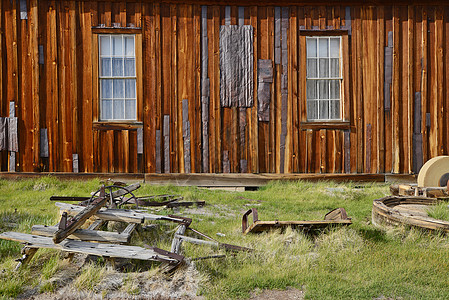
[242,207,352,235]
[0,183,248,271]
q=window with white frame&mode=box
[99,34,136,121]
[306,36,342,121]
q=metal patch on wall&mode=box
[257,59,273,122]
[220,25,254,108]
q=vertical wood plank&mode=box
[435,8,444,157]
[182,99,191,173]
[143,3,155,172]
[163,115,170,173]
[392,6,400,173]
[81,1,93,172]
[250,6,259,172]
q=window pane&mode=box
[330,38,340,58]
[330,100,340,119]
[307,58,317,78]
[112,36,123,55]
[112,58,124,76]
[100,58,111,77]
[113,79,124,98]
[125,79,136,98]
[307,38,317,57]
[330,58,340,77]
[318,80,329,99]
[306,80,317,100]
[319,58,329,78]
[100,36,110,56]
[319,100,329,119]
[124,58,135,77]
[113,100,125,119]
[319,38,328,57]
[307,100,318,120]
[101,79,113,99]
[125,36,135,56]
[330,80,340,99]
[101,100,112,120]
[125,100,136,119]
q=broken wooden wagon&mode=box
[0,184,248,271]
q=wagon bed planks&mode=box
[0,231,180,264]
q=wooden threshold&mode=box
[0,172,416,187]
[144,173,385,187]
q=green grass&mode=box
[2,177,449,299]
[427,201,449,221]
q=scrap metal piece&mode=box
[242,208,352,235]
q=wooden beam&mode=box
[32,225,130,244]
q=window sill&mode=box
[300,121,350,130]
[93,121,143,131]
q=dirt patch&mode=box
[250,288,304,300]
[19,257,204,300]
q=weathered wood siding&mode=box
[0,1,448,174]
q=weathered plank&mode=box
[72,154,79,173]
[201,5,209,173]
[40,129,49,158]
[413,91,423,173]
[0,231,179,263]
[8,117,18,152]
[0,118,6,151]
[54,193,108,243]
[156,130,161,173]
[182,99,191,173]
[56,202,188,224]
[32,225,130,244]
[223,150,230,173]
[163,115,170,173]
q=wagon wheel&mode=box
[89,185,138,209]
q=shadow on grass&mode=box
[358,227,388,243]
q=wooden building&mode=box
[0,0,448,175]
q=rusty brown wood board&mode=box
[0,4,448,175]
[242,207,352,234]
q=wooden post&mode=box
[170,224,186,254]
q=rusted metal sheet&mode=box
[258,59,273,122]
[220,25,254,107]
